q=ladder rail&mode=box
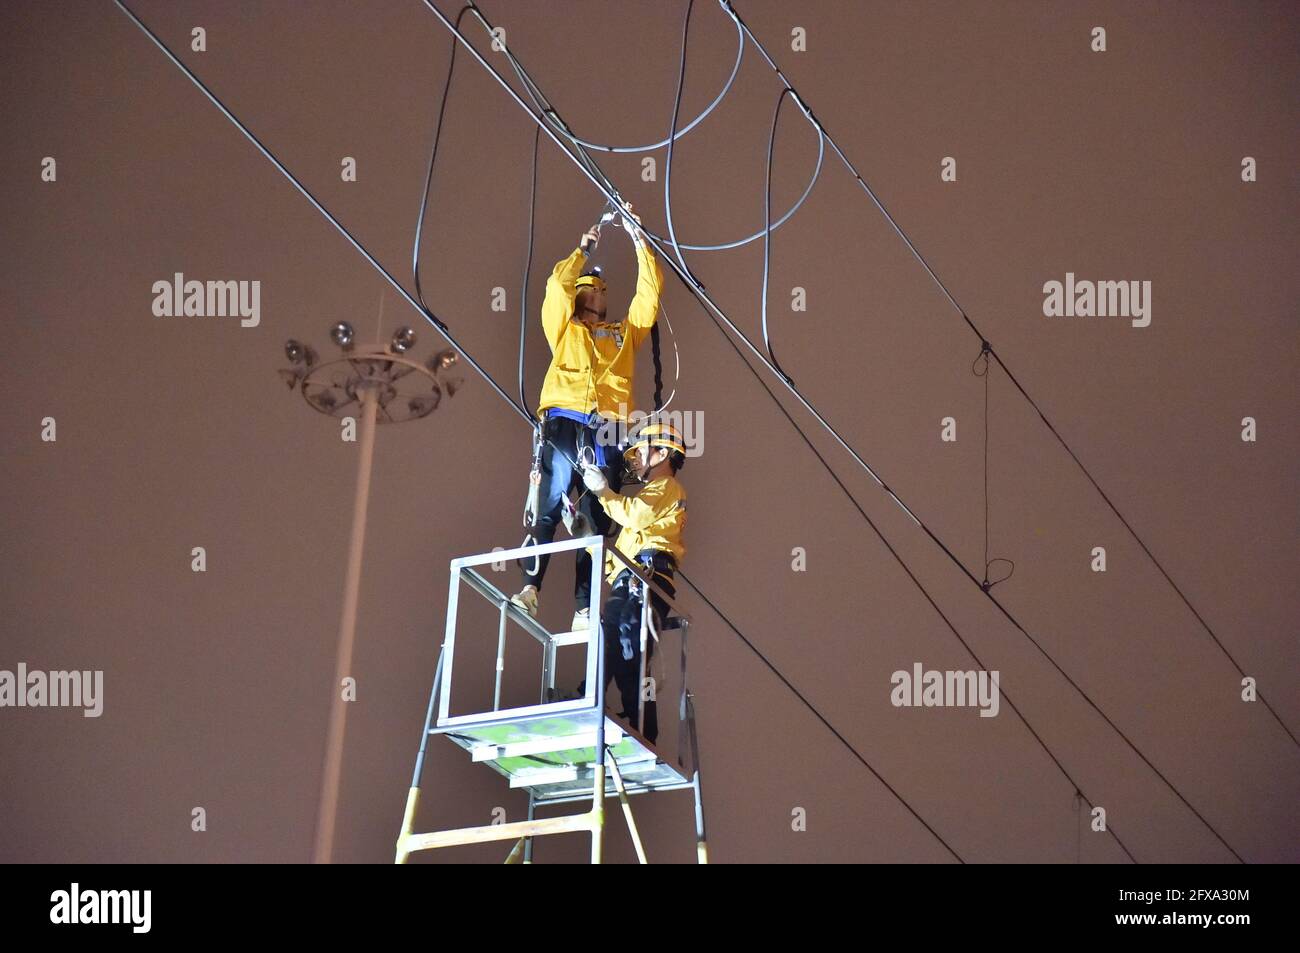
[395,646,445,864]
[440,536,605,729]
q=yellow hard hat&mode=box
[624,421,686,459]
[575,270,607,294]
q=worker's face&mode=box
[629,444,668,479]
[575,289,607,326]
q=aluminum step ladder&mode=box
[395,535,708,864]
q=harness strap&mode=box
[544,407,609,467]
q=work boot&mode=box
[570,606,590,632]
[510,585,539,618]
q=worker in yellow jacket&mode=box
[512,204,665,631]
[579,421,687,744]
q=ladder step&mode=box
[469,725,624,763]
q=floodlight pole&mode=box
[313,382,380,865]
[277,314,461,863]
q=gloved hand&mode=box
[561,495,595,538]
[622,202,644,246]
[581,464,608,493]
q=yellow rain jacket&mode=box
[595,475,687,584]
[538,242,664,422]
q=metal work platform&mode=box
[440,710,695,804]
[395,535,707,864]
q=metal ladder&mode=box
[394,535,708,863]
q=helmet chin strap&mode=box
[625,451,666,485]
[622,458,646,485]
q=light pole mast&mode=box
[279,316,463,864]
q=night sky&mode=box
[2,0,1296,863]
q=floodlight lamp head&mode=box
[391,326,416,353]
[330,321,355,350]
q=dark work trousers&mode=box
[601,555,676,745]
[519,414,622,612]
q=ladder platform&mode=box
[436,704,691,804]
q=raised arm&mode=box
[625,238,664,344]
[540,246,588,351]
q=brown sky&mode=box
[1,0,1297,864]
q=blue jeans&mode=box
[519,415,622,611]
